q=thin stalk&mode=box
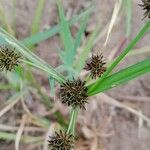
[67,107,79,136]
[125,0,132,37]
[20,59,65,84]
[0,131,43,143]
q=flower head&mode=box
[84,53,106,79]
[59,78,88,109]
[0,46,21,71]
[48,130,74,150]
[139,0,150,19]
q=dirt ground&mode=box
[0,0,150,150]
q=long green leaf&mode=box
[73,11,90,63]
[21,7,93,47]
[56,0,74,67]
[0,28,65,83]
[88,58,150,96]
[0,84,14,90]
[125,0,132,37]
[0,3,14,35]
[0,132,43,143]
[48,76,55,97]
[88,21,150,93]
[75,26,100,72]
[31,0,45,35]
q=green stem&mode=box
[88,21,150,94]
[67,107,79,136]
[0,84,14,90]
[20,59,65,84]
[0,131,43,143]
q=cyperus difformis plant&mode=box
[84,53,106,79]
[139,0,150,19]
[48,130,74,150]
[59,78,88,109]
[0,46,21,71]
[0,0,149,149]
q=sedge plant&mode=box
[0,0,150,149]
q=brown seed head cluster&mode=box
[48,130,74,150]
[60,78,88,109]
[139,0,150,19]
[84,53,106,79]
[0,46,21,71]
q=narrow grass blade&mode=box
[124,0,132,37]
[88,58,150,96]
[56,0,74,67]
[21,7,93,47]
[0,2,14,35]
[0,124,45,132]
[67,107,79,136]
[0,28,65,83]
[73,11,91,63]
[31,0,45,35]
[21,59,65,83]
[104,0,122,46]
[0,84,14,90]
[48,76,55,97]
[105,21,150,76]
[0,132,43,143]
[88,21,150,93]
[58,4,92,76]
[75,26,100,72]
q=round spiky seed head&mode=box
[84,53,106,79]
[0,46,21,71]
[48,130,74,150]
[60,78,88,109]
[139,0,150,19]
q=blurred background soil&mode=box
[0,0,150,150]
